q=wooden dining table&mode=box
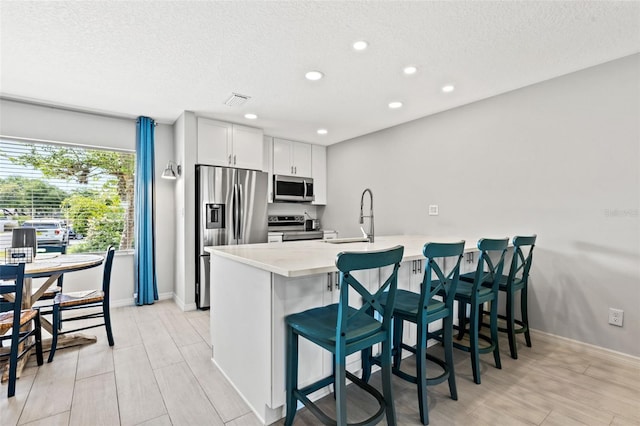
[1,252,104,381]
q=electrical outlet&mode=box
[428,205,439,216]
[608,308,624,327]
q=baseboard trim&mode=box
[530,328,640,363]
[172,292,197,312]
[111,291,174,308]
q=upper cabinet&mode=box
[197,117,264,171]
[272,138,312,177]
[311,144,327,205]
[265,136,327,205]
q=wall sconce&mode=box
[161,161,181,180]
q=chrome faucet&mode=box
[359,188,374,243]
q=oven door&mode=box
[273,175,314,202]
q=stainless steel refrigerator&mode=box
[195,165,268,309]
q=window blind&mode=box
[0,138,135,253]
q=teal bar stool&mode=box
[374,241,465,425]
[285,245,404,426]
[450,238,508,384]
[481,235,536,359]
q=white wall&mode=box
[322,54,640,356]
[0,99,176,304]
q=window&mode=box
[0,138,135,254]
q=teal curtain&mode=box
[134,116,158,305]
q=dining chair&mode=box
[0,263,44,398]
[36,243,67,301]
[451,238,509,384]
[375,241,465,425]
[285,245,404,426]
[47,246,115,362]
[482,235,536,359]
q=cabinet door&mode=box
[273,138,293,175]
[292,142,312,177]
[272,274,327,407]
[232,125,264,171]
[311,144,327,205]
[197,118,231,166]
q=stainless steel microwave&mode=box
[273,175,314,202]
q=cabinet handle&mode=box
[327,273,332,292]
[294,166,297,174]
[233,155,237,165]
[412,260,416,274]
[228,155,232,165]
[335,272,340,290]
[417,260,422,273]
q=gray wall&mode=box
[322,54,640,356]
[0,99,176,305]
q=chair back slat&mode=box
[335,245,404,339]
[507,235,537,285]
[0,263,25,331]
[471,238,509,293]
[421,241,465,310]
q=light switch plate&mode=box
[428,205,439,216]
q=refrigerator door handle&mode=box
[237,183,243,241]
[232,183,238,240]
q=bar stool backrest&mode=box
[335,245,404,341]
[507,235,537,287]
[420,241,465,313]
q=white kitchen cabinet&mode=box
[264,136,274,202]
[197,117,264,170]
[272,274,328,405]
[311,144,327,205]
[273,138,312,177]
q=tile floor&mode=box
[2,300,639,425]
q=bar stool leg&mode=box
[416,322,429,425]
[285,326,298,426]
[381,337,397,425]
[506,289,518,359]
[335,341,347,425]
[490,300,502,369]
[443,314,458,400]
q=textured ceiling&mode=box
[1,1,639,145]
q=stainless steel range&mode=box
[268,215,323,241]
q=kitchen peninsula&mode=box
[205,236,479,424]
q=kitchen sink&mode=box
[323,237,370,244]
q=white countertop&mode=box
[205,235,483,278]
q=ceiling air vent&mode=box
[224,93,251,107]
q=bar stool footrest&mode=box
[294,370,387,426]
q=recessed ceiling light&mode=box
[317,129,328,135]
[403,66,418,75]
[244,113,257,119]
[305,71,324,81]
[353,40,368,51]
[441,84,455,93]
[388,101,403,109]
